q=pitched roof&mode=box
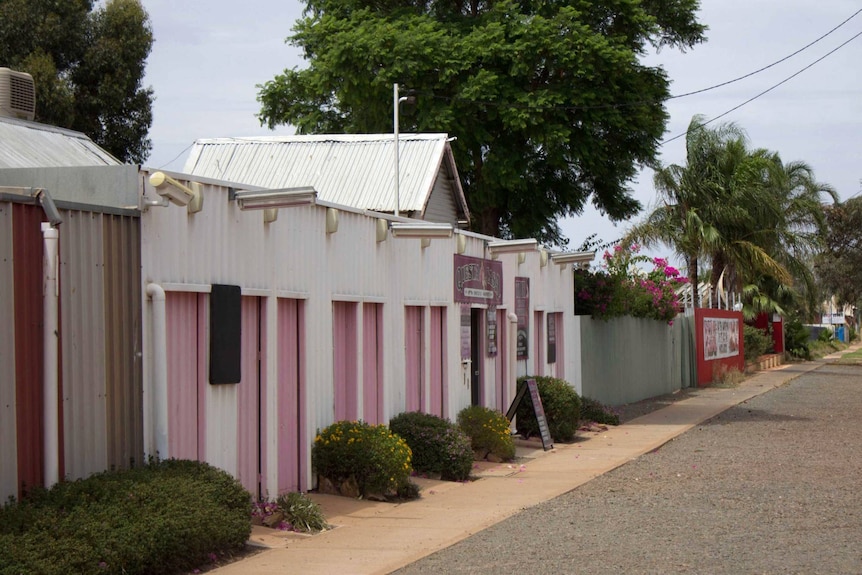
[0,116,120,168]
[182,133,469,220]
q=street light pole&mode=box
[394,83,414,218]
[394,83,400,218]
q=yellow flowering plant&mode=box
[456,406,516,461]
[312,420,414,498]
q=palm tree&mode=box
[627,116,747,308]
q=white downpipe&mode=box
[508,311,518,409]
[42,223,60,488]
[146,283,169,460]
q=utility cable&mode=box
[662,27,862,145]
[420,7,862,113]
[666,7,862,101]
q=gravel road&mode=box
[394,362,862,575]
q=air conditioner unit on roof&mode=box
[0,68,36,121]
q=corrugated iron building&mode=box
[139,167,580,500]
[0,164,143,501]
[183,133,470,225]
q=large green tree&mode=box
[258,0,706,244]
[816,197,862,309]
[0,0,154,164]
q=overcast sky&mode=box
[141,1,862,255]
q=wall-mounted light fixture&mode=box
[389,222,454,239]
[486,238,538,260]
[550,251,596,267]
[232,186,317,224]
[376,218,389,243]
[149,171,203,214]
[326,208,339,234]
[234,187,317,209]
[456,234,467,254]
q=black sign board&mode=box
[506,379,553,451]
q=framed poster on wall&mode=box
[515,277,529,360]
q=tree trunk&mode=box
[688,256,699,309]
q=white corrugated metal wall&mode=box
[141,175,577,494]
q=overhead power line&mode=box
[662,27,862,145]
[422,7,862,114]
[666,7,862,101]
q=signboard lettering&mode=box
[703,317,740,361]
[454,255,503,306]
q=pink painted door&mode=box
[278,298,305,493]
[362,303,384,424]
[429,307,447,418]
[404,306,425,412]
[332,302,358,421]
[166,292,205,461]
[236,297,263,498]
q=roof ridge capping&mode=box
[193,133,450,145]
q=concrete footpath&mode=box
[212,349,855,575]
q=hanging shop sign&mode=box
[453,255,503,306]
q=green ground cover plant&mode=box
[515,376,581,442]
[312,420,414,499]
[456,406,515,461]
[252,491,329,533]
[389,412,474,481]
[743,324,772,362]
[0,459,251,575]
[580,396,620,426]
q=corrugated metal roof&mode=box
[182,133,466,215]
[0,116,120,168]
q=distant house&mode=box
[183,133,470,226]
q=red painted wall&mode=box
[13,204,45,496]
[694,308,745,387]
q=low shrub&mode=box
[276,492,329,533]
[743,324,772,362]
[389,412,473,481]
[817,326,835,343]
[0,459,251,575]
[312,420,413,498]
[580,396,620,426]
[456,406,515,461]
[515,376,581,442]
[252,492,328,533]
[784,318,812,360]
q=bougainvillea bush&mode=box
[574,243,688,324]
